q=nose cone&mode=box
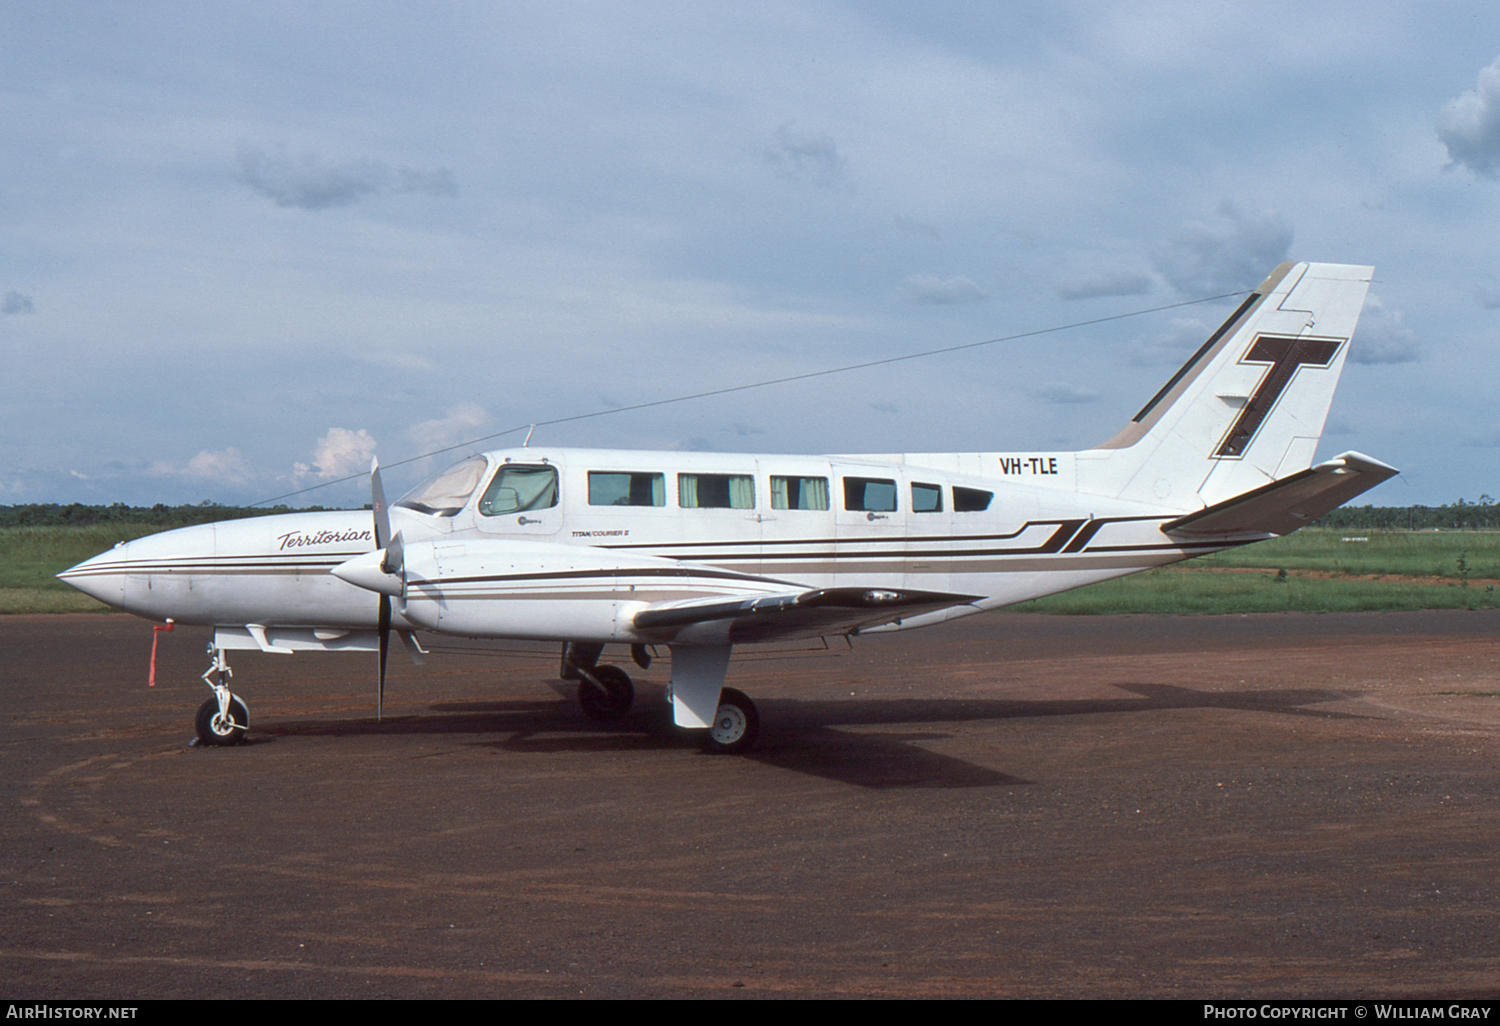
[56,522,219,619]
[57,544,131,608]
[331,549,404,597]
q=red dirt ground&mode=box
[4,610,1499,999]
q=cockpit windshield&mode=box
[393,456,488,517]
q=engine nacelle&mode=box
[337,538,787,644]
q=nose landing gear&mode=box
[194,645,248,746]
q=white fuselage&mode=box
[60,446,1222,643]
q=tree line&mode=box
[1311,497,1500,531]
[0,502,340,528]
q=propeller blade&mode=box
[371,457,392,550]
[377,594,390,722]
[370,458,392,722]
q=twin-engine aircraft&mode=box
[60,262,1397,753]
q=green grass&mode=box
[1188,527,1500,580]
[1014,566,1498,615]
[1013,528,1500,615]
[0,524,173,613]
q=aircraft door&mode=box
[834,468,910,587]
[473,462,563,537]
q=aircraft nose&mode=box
[57,544,130,608]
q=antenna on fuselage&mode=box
[523,424,536,447]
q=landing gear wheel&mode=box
[195,695,249,746]
[704,687,759,755]
[578,664,634,722]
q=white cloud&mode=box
[407,403,489,455]
[295,428,378,481]
[1438,55,1500,177]
[150,447,258,487]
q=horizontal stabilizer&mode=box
[1163,451,1399,539]
[634,587,981,644]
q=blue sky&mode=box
[4,2,1500,507]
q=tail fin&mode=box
[1093,262,1375,510]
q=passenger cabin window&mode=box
[954,486,994,512]
[770,475,830,510]
[678,473,754,509]
[478,464,558,515]
[394,455,487,517]
[912,482,943,513]
[843,477,897,513]
[588,471,665,507]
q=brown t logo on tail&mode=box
[1215,335,1344,457]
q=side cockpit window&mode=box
[479,464,559,515]
[394,456,488,517]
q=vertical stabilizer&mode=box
[1091,262,1373,511]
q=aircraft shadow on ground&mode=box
[247,678,1370,790]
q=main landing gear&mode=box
[562,643,761,754]
[704,687,758,755]
[563,642,639,722]
[577,664,634,722]
[194,645,249,746]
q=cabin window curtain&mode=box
[771,477,790,510]
[729,476,754,509]
[679,473,754,508]
[802,477,828,510]
[771,476,828,510]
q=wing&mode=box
[632,586,982,645]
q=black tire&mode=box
[195,695,249,746]
[703,687,758,755]
[578,664,634,722]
